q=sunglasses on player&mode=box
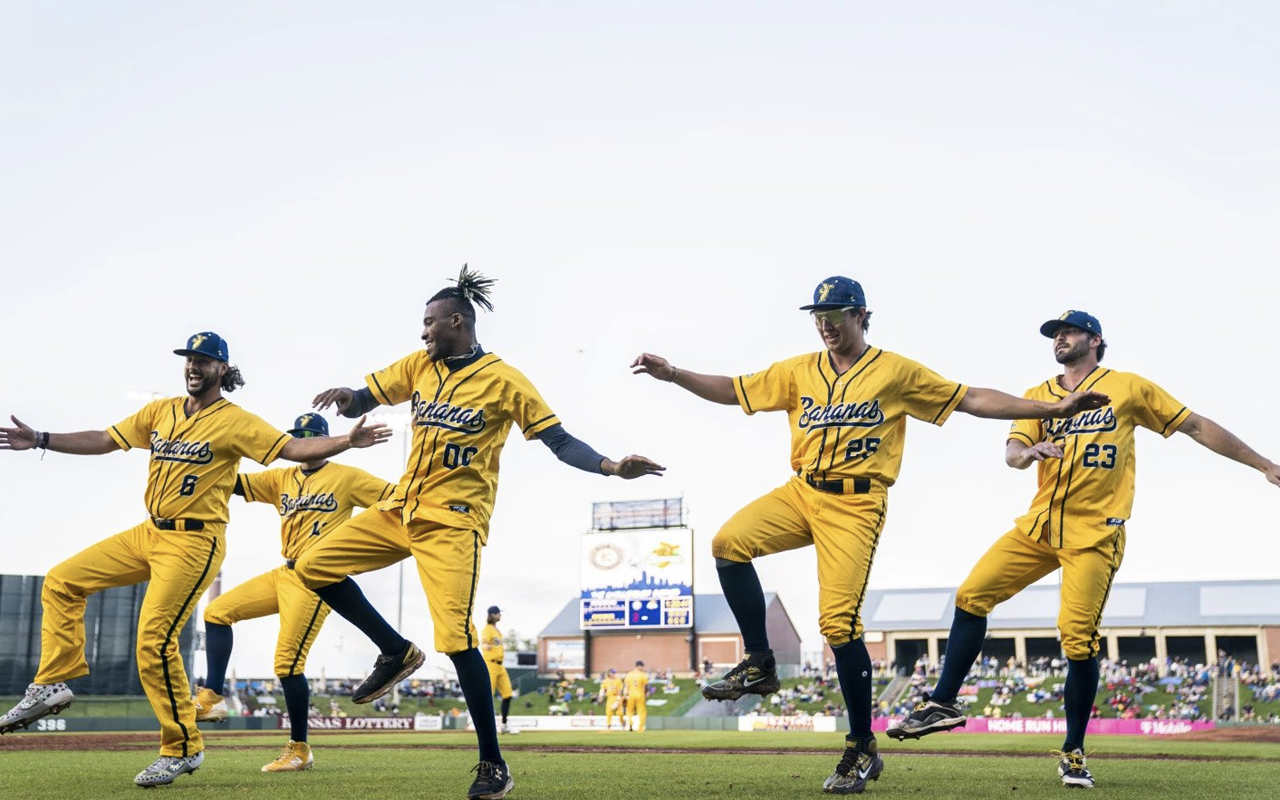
[810,307,859,326]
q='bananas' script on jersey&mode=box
[797,396,885,431]
[279,492,340,515]
[1044,407,1117,438]
[410,391,487,434]
[149,432,214,464]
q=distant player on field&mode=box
[0,333,388,787]
[623,661,648,732]
[887,310,1280,788]
[598,669,624,730]
[480,605,518,734]
[195,412,395,773]
[632,278,1109,794]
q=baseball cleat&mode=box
[823,735,884,794]
[352,641,424,704]
[262,740,313,772]
[134,751,204,787]
[467,760,514,799]
[701,653,780,701]
[886,693,965,740]
[193,687,227,723]
[0,683,74,734]
[1056,748,1095,789]
[500,723,520,735]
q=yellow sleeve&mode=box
[344,466,396,508]
[503,367,560,440]
[734,357,797,415]
[231,410,291,466]
[897,356,968,426]
[240,469,284,505]
[1008,386,1045,446]
[108,400,164,451]
[365,351,424,407]
[1131,375,1191,438]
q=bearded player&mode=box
[887,310,1280,788]
[632,278,1109,795]
[0,333,389,787]
[195,412,395,772]
[480,605,518,734]
[293,266,665,800]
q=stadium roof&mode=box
[862,579,1280,632]
[540,592,787,638]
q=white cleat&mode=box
[134,751,205,787]
[0,683,74,734]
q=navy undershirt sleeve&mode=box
[342,387,380,418]
[537,424,606,475]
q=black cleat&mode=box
[468,760,514,799]
[352,641,424,704]
[822,735,884,794]
[886,692,966,740]
[701,653,780,701]
[1056,748,1095,789]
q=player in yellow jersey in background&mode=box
[0,333,389,788]
[598,669,624,730]
[889,310,1280,789]
[633,278,1109,795]
[480,605,518,734]
[295,266,665,800]
[195,412,394,772]
[623,661,648,732]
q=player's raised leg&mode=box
[703,486,811,701]
[1,524,151,735]
[293,507,424,703]
[889,527,1059,741]
[199,571,281,723]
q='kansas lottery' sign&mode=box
[580,528,694,630]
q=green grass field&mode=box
[2,729,1276,799]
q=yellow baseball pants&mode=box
[36,520,224,757]
[293,508,482,654]
[204,565,330,677]
[604,695,623,728]
[486,660,513,699]
[955,525,1126,660]
[625,696,647,731]
[712,476,888,646]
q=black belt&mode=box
[803,475,872,495]
[286,559,297,570]
[151,517,205,531]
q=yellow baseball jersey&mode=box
[734,348,969,486]
[1008,368,1190,549]
[601,676,623,696]
[364,350,560,530]
[108,398,290,523]
[624,668,648,696]
[239,463,395,561]
[480,622,506,663]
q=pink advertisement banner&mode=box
[872,717,1214,736]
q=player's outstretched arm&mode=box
[313,386,385,418]
[0,416,119,455]
[601,455,666,479]
[1005,439,1065,470]
[536,425,665,479]
[631,353,737,405]
[1177,413,1280,488]
[957,388,1110,420]
[279,416,392,462]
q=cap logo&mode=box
[818,283,834,302]
[298,414,313,429]
[1059,311,1072,321]
[190,333,208,350]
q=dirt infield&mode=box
[3,729,1276,760]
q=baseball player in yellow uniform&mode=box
[480,605,519,734]
[293,266,664,800]
[0,333,389,787]
[598,669,624,730]
[623,661,649,732]
[889,310,1280,788]
[632,278,1108,795]
[195,412,394,772]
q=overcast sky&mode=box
[2,2,1277,680]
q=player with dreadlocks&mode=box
[295,266,665,799]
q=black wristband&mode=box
[37,431,50,449]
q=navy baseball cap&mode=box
[799,276,866,311]
[174,332,230,362]
[287,413,329,438]
[1040,310,1103,339]
[487,605,502,615]
[635,660,645,667]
